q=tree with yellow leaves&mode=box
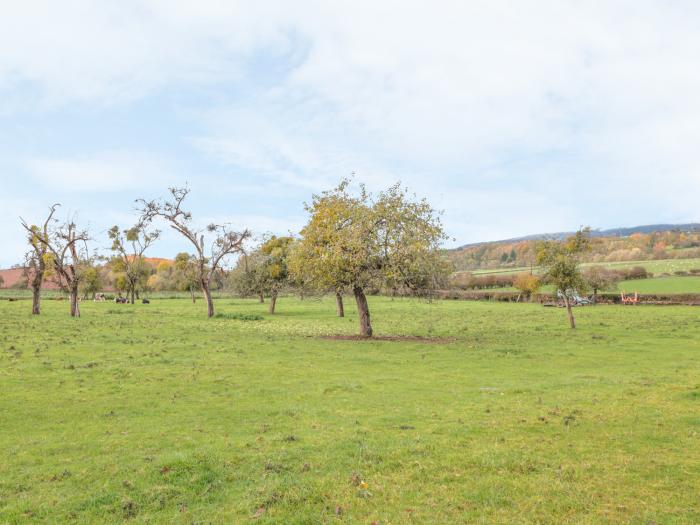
[536,228,591,328]
[289,180,448,337]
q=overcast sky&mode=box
[2,1,700,267]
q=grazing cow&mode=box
[142,298,150,304]
[115,296,128,304]
[94,293,106,302]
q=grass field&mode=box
[469,276,700,295]
[596,258,700,274]
[469,257,700,277]
[619,276,700,294]
[2,297,700,523]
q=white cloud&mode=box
[0,1,298,110]
[1,0,699,254]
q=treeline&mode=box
[18,180,451,337]
[451,230,700,271]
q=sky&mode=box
[2,1,700,267]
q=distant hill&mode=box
[450,223,700,272]
[0,268,62,290]
[455,223,700,250]
[0,257,174,291]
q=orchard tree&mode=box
[583,266,621,303]
[80,264,105,300]
[536,228,591,329]
[114,275,128,296]
[513,273,541,302]
[372,187,452,299]
[228,236,294,312]
[259,236,294,314]
[108,222,160,304]
[19,204,59,314]
[228,251,267,302]
[138,187,250,317]
[290,180,447,337]
[288,181,369,328]
[22,214,92,317]
[174,252,199,303]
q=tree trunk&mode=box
[563,295,575,329]
[70,287,80,318]
[258,291,265,303]
[268,289,278,314]
[190,286,196,303]
[31,284,41,315]
[130,287,135,305]
[353,286,372,337]
[202,281,214,317]
[335,292,344,317]
[592,288,598,304]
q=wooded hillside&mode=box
[450,227,700,271]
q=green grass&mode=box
[474,277,700,295]
[471,266,531,276]
[2,297,700,523]
[467,257,700,278]
[589,258,700,274]
[0,290,235,301]
[618,276,700,294]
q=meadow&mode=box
[471,257,700,277]
[461,276,700,295]
[618,276,700,294]
[462,257,700,296]
[2,297,700,524]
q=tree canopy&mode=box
[536,228,591,328]
[290,179,448,336]
[108,223,159,304]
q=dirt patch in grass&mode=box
[319,335,456,344]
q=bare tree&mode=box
[20,204,59,315]
[138,187,250,317]
[21,213,91,317]
[108,222,160,304]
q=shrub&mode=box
[583,267,621,300]
[622,266,650,280]
[450,272,517,290]
[513,273,541,300]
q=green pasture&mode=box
[2,297,700,523]
[469,257,700,277]
[595,258,700,275]
[618,276,700,294]
[463,277,700,295]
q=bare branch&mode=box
[136,186,250,316]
